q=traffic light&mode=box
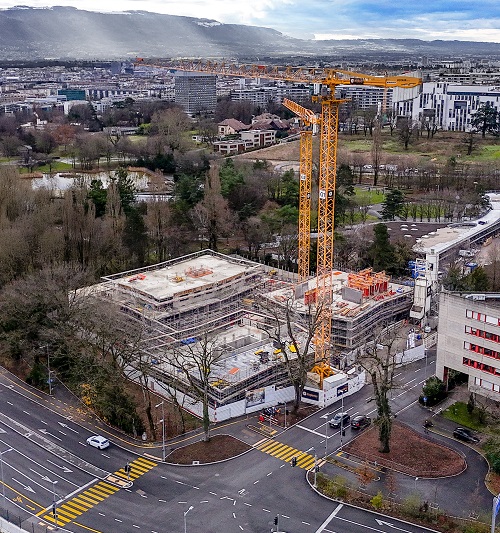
[291,456,297,467]
[125,463,131,476]
[315,465,320,473]
[52,503,57,517]
[342,429,346,437]
[274,516,279,525]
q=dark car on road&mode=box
[329,412,350,428]
[453,427,480,443]
[351,415,371,430]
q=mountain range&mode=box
[0,6,499,61]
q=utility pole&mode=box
[155,401,166,461]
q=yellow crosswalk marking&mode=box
[255,440,318,469]
[40,455,157,527]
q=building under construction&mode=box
[89,250,412,421]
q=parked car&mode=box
[329,412,350,428]
[351,415,371,430]
[86,435,110,450]
[453,427,479,443]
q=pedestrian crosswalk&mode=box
[37,456,157,527]
[254,439,326,470]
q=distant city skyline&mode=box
[0,1,499,42]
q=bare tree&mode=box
[261,295,322,413]
[191,165,235,251]
[358,324,405,453]
[397,117,418,151]
[371,120,383,186]
[167,333,226,442]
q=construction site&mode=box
[86,249,413,421]
[85,62,422,421]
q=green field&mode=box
[354,187,385,204]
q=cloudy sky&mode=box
[1,0,500,42]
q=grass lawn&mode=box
[474,144,500,162]
[441,401,485,430]
[18,161,73,174]
[354,187,385,205]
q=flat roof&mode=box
[413,193,500,255]
[110,253,260,302]
[264,271,413,318]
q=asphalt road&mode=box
[0,355,492,533]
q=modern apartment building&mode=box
[436,291,500,400]
[174,72,216,114]
[393,81,500,132]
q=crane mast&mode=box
[281,98,319,282]
[138,59,422,371]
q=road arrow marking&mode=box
[46,460,72,473]
[58,422,78,434]
[38,429,61,441]
[375,519,414,532]
[12,478,35,493]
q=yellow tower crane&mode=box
[281,98,320,282]
[137,59,422,367]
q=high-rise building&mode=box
[174,72,216,114]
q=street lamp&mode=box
[324,414,328,457]
[40,344,53,395]
[340,390,345,451]
[0,448,13,515]
[155,401,166,461]
[306,447,318,488]
[183,505,193,533]
[414,477,419,492]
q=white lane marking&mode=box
[315,503,343,533]
[406,378,416,384]
[158,499,166,502]
[394,373,402,378]
[23,411,30,415]
[132,525,140,529]
[209,491,217,496]
[46,459,72,474]
[114,519,123,523]
[99,513,105,516]
[244,503,252,507]
[296,425,330,437]
[262,508,270,513]
[58,422,79,434]
[267,472,272,476]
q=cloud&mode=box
[0,0,499,41]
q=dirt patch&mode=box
[344,421,466,477]
[166,435,251,464]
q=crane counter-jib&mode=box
[136,59,422,89]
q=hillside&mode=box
[1,7,500,60]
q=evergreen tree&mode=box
[335,164,355,224]
[381,189,405,220]
[367,224,396,272]
[471,103,499,138]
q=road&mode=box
[0,355,490,533]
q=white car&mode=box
[86,435,110,450]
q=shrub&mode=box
[370,491,384,510]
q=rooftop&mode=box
[413,193,500,256]
[103,252,260,303]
